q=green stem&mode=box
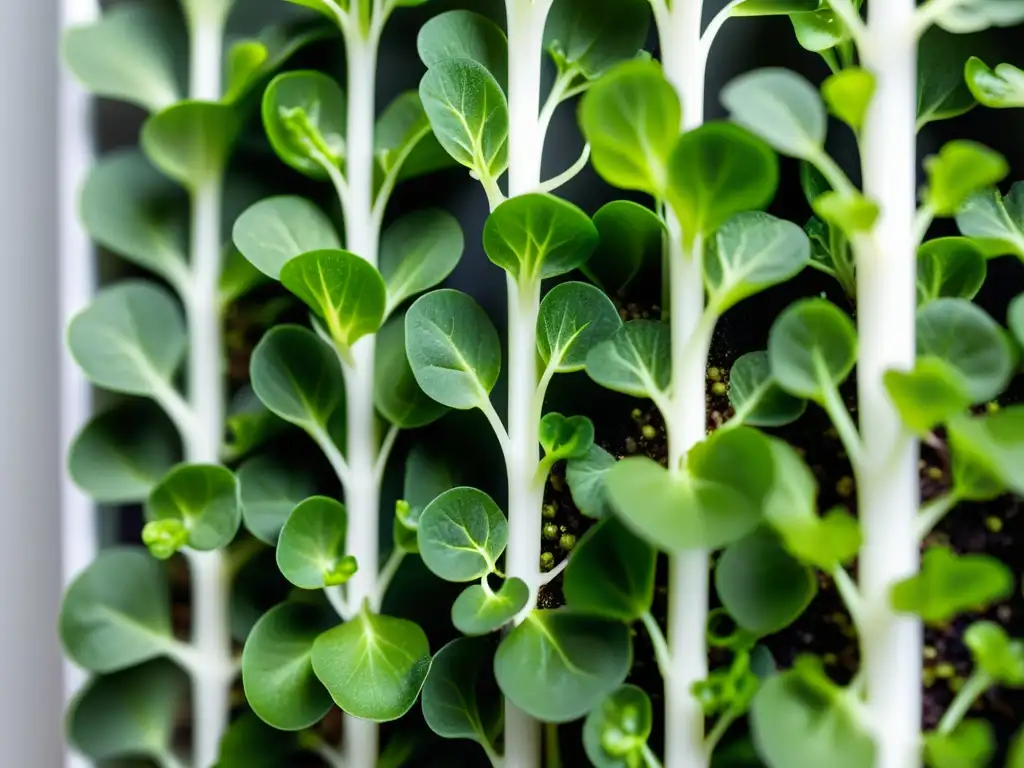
[938,671,992,734]
[816,357,865,472]
[545,723,563,768]
[703,706,740,756]
[916,492,960,540]
[641,611,673,681]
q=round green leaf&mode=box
[276,496,353,589]
[582,685,653,768]
[419,59,508,181]
[790,8,851,51]
[563,517,656,621]
[68,280,186,397]
[418,487,507,582]
[539,413,595,462]
[584,200,664,294]
[537,281,622,373]
[721,67,827,160]
[667,124,780,245]
[585,320,671,400]
[1010,293,1024,348]
[67,659,187,762]
[750,663,876,768]
[375,90,455,185]
[704,211,809,313]
[955,182,1024,259]
[232,195,340,280]
[917,298,1016,404]
[768,298,857,401]
[69,400,181,504]
[891,547,1013,624]
[917,237,987,306]
[421,637,500,746]
[578,58,681,195]
[380,209,464,315]
[405,289,501,410]
[483,194,598,282]
[262,70,346,179]
[238,453,317,545]
[375,314,449,429]
[883,358,973,435]
[605,428,774,552]
[59,547,173,673]
[311,608,431,721]
[495,611,632,723]
[141,101,241,189]
[923,140,1009,217]
[279,249,386,348]
[565,444,617,520]
[62,3,185,112]
[80,150,188,286]
[918,28,981,129]
[242,601,335,730]
[146,464,240,554]
[924,720,996,768]
[250,324,345,429]
[715,526,817,636]
[966,57,1024,108]
[544,0,650,80]
[728,351,807,428]
[416,10,508,89]
[964,621,1024,687]
[822,68,875,133]
[452,577,530,636]
[947,406,1024,497]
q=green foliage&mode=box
[233,195,341,280]
[948,406,1024,497]
[966,57,1024,108]
[262,70,346,179]
[539,413,595,462]
[141,101,241,188]
[918,27,981,130]
[144,464,241,556]
[375,315,449,429]
[924,721,995,768]
[537,281,623,372]
[584,201,664,293]
[964,622,1024,686]
[417,10,508,89]
[544,0,650,80]
[565,444,618,519]
[582,685,654,768]
[955,182,1024,259]
[421,637,501,753]
[890,547,1014,624]
[768,298,857,402]
[585,320,671,400]
[728,351,807,428]
[417,487,507,582]
[238,454,316,545]
[883,358,972,435]
[452,577,530,636]
[821,68,875,133]
[917,238,987,306]
[276,496,355,589]
[922,141,1009,216]
[379,209,464,315]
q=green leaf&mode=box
[421,637,500,747]
[605,427,775,551]
[728,351,807,428]
[69,400,180,504]
[375,314,449,429]
[230,548,292,645]
[822,68,875,133]
[948,406,1024,497]
[145,464,240,555]
[934,0,1024,34]
[750,662,875,768]
[262,70,346,179]
[965,57,1024,108]
[716,526,817,636]
[282,0,343,19]
[731,0,820,14]
[923,141,1009,217]
[416,10,508,89]
[790,9,851,52]
[452,577,530,636]
[67,660,186,762]
[222,24,331,105]
[543,0,651,80]
[68,281,185,397]
[59,547,172,673]
[241,601,335,730]
[483,194,598,282]
[311,607,432,721]
[232,195,340,280]
[62,3,184,112]
[924,720,995,768]
[80,150,188,287]
[238,453,317,545]
[883,358,973,435]
[918,28,980,129]
[565,444,617,520]
[250,325,344,430]
[418,487,507,582]
[668,123,780,245]
[813,190,880,236]
[279,249,386,348]
[1010,293,1024,347]
[585,320,671,400]
[405,289,502,410]
[891,547,1013,624]
[537,281,623,373]
[704,211,809,313]
[582,685,653,768]
[495,611,632,723]
[380,209,464,315]
[955,183,1024,259]
[539,413,595,462]
[374,91,454,185]
[917,237,987,306]
[225,386,287,461]
[768,298,857,401]
[578,58,681,195]
[215,713,301,768]
[563,517,656,621]
[721,68,827,160]
[400,443,457,536]
[419,59,508,182]
[141,101,240,188]
[276,496,355,589]
[584,200,664,293]
[964,621,1024,686]
[917,298,1015,404]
